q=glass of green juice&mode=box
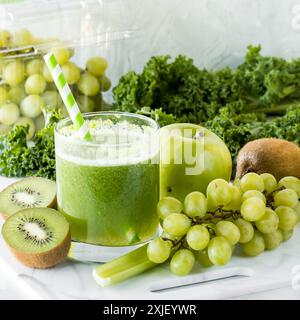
[55,112,160,250]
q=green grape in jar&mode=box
[8,86,26,105]
[77,95,95,113]
[61,61,80,85]
[0,102,20,125]
[26,59,44,75]
[86,56,108,76]
[25,74,46,95]
[20,95,44,118]
[77,73,100,96]
[3,60,25,86]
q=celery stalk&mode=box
[93,244,156,287]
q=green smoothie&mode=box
[55,113,159,246]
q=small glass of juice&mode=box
[55,112,159,249]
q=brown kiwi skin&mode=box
[6,230,71,269]
[236,138,300,181]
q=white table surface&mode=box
[1,176,300,300]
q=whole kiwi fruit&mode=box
[236,138,300,181]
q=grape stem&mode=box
[265,186,284,209]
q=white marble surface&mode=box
[0,176,300,300]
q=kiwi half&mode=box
[0,177,57,219]
[2,208,71,269]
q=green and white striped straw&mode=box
[43,52,91,141]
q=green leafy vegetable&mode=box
[113,45,300,161]
[0,112,60,180]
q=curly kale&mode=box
[0,112,59,180]
[113,46,300,162]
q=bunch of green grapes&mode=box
[147,173,300,276]
[0,29,112,138]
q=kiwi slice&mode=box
[0,177,57,219]
[2,208,71,269]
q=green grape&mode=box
[241,190,266,204]
[186,225,210,250]
[255,208,279,234]
[280,229,294,242]
[278,176,300,197]
[206,179,232,207]
[274,189,298,209]
[26,59,43,75]
[234,218,254,243]
[208,236,232,266]
[61,61,80,85]
[195,249,213,267]
[42,91,62,110]
[241,197,266,222]
[242,231,265,256]
[147,237,172,264]
[3,60,25,86]
[53,47,70,65]
[170,249,195,276]
[77,95,95,113]
[0,87,8,104]
[14,117,35,140]
[260,173,277,194]
[8,86,26,104]
[99,75,111,92]
[157,197,183,220]
[275,206,298,231]
[20,95,44,118]
[163,213,191,236]
[77,73,100,96]
[0,102,19,125]
[295,202,300,222]
[0,30,12,47]
[25,74,46,95]
[43,64,54,82]
[184,191,207,218]
[240,172,264,192]
[86,56,108,76]
[215,221,240,245]
[13,29,33,46]
[263,230,283,250]
[223,185,242,210]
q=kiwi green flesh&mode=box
[0,177,56,217]
[2,208,69,254]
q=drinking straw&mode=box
[43,52,91,140]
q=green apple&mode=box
[160,123,232,202]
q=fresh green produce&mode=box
[0,28,111,141]
[160,123,232,202]
[0,111,59,179]
[94,173,300,286]
[0,177,57,219]
[113,46,300,163]
[1,207,70,268]
[236,138,300,180]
